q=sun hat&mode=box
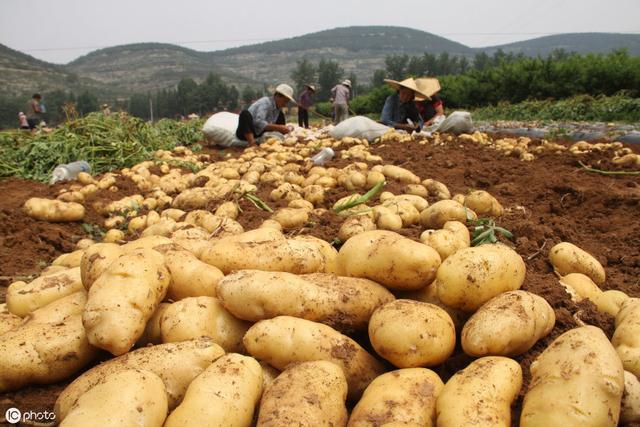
[306,84,316,92]
[414,78,441,101]
[342,79,352,88]
[383,77,429,99]
[275,84,296,102]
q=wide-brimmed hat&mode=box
[414,78,441,101]
[305,84,316,92]
[101,104,109,108]
[342,79,352,88]
[383,77,428,98]
[275,84,296,102]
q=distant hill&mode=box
[480,33,640,56]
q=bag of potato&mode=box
[202,112,245,147]
[329,116,390,142]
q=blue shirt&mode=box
[380,93,423,128]
[248,96,281,135]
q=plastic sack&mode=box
[329,116,390,142]
[426,111,473,134]
[202,112,246,147]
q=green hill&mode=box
[480,33,640,56]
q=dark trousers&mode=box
[27,118,38,129]
[298,108,309,128]
[236,110,286,141]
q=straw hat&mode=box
[414,78,441,101]
[383,78,429,98]
[342,79,352,88]
[275,84,296,102]
[305,84,316,92]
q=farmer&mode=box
[18,112,29,130]
[414,77,444,127]
[101,103,112,116]
[25,93,44,130]
[297,84,315,129]
[380,78,427,132]
[330,79,351,124]
[235,84,296,145]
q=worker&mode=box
[380,78,427,132]
[297,84,315,128]
[235,84,296,145]
[414,77,444,126]
[331,80,351,124]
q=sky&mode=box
[1,0,638,64]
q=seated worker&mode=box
[236,84,296,145]
[414,77,444,126]
[380,78,428,132]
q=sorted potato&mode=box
[549,241,606,285]
[24,197,85,222]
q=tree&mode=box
[347,72,358,97]
[385,55,409,80]
[129,93,150,119]
[290,59,317,93]
[76,90,99,116]
[371,69,387,88]
[317,59,344,101]
[242,86,256,106]
[177,78,198,115]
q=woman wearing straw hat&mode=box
[297,84,315,129]
[380,78,428,132]
[414,77,445,127]
[235,83,296,145]
[331,79,351,124]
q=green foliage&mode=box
[76,90,99,115]
[469,218,513,246]
[317,59,344,101]
[350,86,394,115]
[290,59,317,93]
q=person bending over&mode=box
[236,84,296,145]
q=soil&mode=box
[1,134,639,425]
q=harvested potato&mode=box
[217,270,393,332]
[464,190,504,217]
[374,206,403,231]
[257,361,348,427]
[381,165,420,184]
[398,284,468,330]
[80,243,124,290]
[0,304,22,335]
[437,357,522,427]
[141,219,178,237]
[6,267,83,317]
[422,178,451,200]
[600,289,630,317]
[54,338,225,419]
[24,197,85,222]
[83,249,170,355]
[521,326,624,426]
[405,183,428,197]
[348,368,444,427]
[271,207,309,230]
[381,199,420,227]
[166,354,263,427]
[559,273,627,316]
[137,302,170,346]
[338,215,377,242]
[121,235,172,253]
[549,241,605,285]
[292,235,339,274]
[420,220,470,260]
[160,297,249,353]
[103,229,125,243]
[0,314,97,392]
[337,230,441,291]
[437,244,526,312]
[59,369,168,427]
[369,299,455,367]
[461,290,555,357]
[613,298,640,377]
[243,316,385,400]
[622,371,640,425]
[52,249,86,268]
[420,199,476,229]
[25,291,87,324]
[160,248,223,300]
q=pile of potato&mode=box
[6,130,640,426]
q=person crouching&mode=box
[236,84,296,145]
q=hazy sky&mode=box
[1,0,638,64]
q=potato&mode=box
[160,297,249,353]
[366,170,386,189]
[420,220,470,260]
[25,291,87,324]
[521,326,624,426]
[217,270,394,332]
[137,302,170,346]
[257,361,348,427]
[271,207,309,230]
[288,198,314,211]
[141,219,178,237]
[0,304,22,335]
[292,235,339,274]
[600,289,630,317]
[121,235,172,253]
[303,184,325,205]
[337,230,441,291]
[165,354,262,427]
[613,298,640,377]
[422,178,451,200]
[102,228,125,243]
[348,368,444,427]
[55,338,225,420]
[437,244,526,312]
[549,241,605,285]
[83,249,170,355]
[381,165,420,184]
[24,197,85,222]
[369,299,455,367]
[243,316,385,400]
[464,190,504,217]
[80,243,124,290]
[461,290,555,357]
[6,267,83,317]
[260,361,280,392]
[405,183,428,197]
[622,371,640,424]
[52,249,86,268]
[160,248,223,300]
[59,369,168,427]
[338,215,377,242]
[420,199,476,229]
[437,357,522,427]
[382,199,420,227]
[398,284,468,330]
[0,314,98,392]
[77,171,95,185]
[375,208,403,231]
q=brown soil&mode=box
[1,135,639,425]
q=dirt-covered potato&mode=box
[422,178,451,200]
[369,299,455,368]
[160,296,250,353]
[437,357,522,427]
[0,314,98,392]
[381,164,420,184]
[243,316,385,400]
[137,302,171,346]
[337,230,441,291]
[257,361,348,427]
[165,354,263,427]
[6,267,83,317]
[24,197,85,222]
[549,241,606,285]
[420,220,470,260]
[291,235,339,274]
[420,199,476,229]
[436,244,526,312]
[622,371,640,425]
[461,290,555,357]
[521,326,624,426]
[338,215,377,242]
[348,368,444,427]
[80,243,124,290]
[52,249,86,268]
[613,298,640,378]
[0,304,22,335]
[559,273,628,316]
[54,338,225,420]
[398,284,468,331]
[271,207,309,230]
[217,270,393,332]
[24,291,87,324]
[83,249,170,355]
[464,190,504,217]
[59,369,168,427]
[160,248,223,300]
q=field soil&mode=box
[1,134,639,425]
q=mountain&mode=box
[480,33,640,57]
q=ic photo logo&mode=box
[5,407,21,424]
[4,407,56,424]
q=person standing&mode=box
[101,103,112,116]
[25,93,44,130]
[297,84,315,128]
[18,112,29,129]
[331,80,351,124]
